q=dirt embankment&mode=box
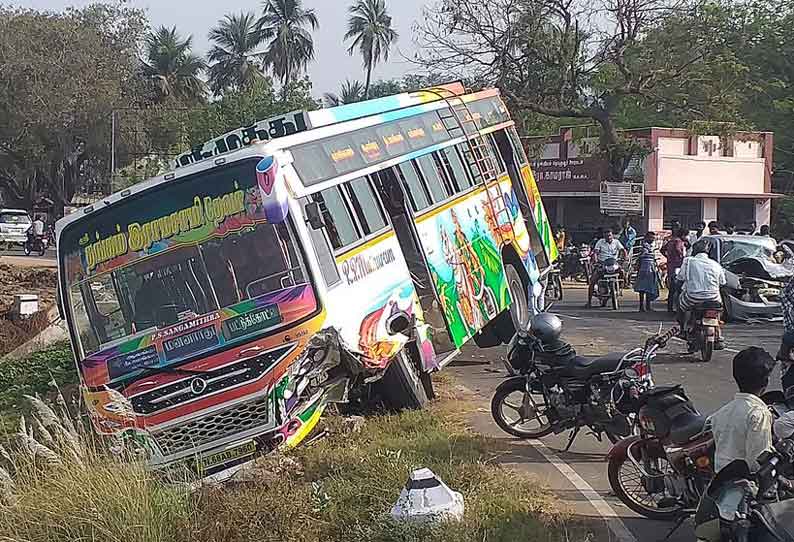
[0,264,58,356]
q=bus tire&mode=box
[505,262,530,335]
[379,349,429,410]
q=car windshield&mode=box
[0,212,31,224]
[59,158,319,377]
[720,239,775,264]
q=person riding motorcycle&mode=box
[676,239,726,349]
[586,228,626,308]
[709,347,776,473]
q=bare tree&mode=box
[415,0,746,179]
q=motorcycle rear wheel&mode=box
[491,379,554,439]
[608,452,684,521]
[701,340,714,362]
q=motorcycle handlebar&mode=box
[644,327,679,352]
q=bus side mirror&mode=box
[305,201,325,230]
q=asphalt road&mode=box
[0,246,56,267]
[451,282,784,542]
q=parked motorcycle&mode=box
[685,300,723,362]
[608,384,713,521]
[560,244,590,283]
[24,230,47,256]
[694,439,794,542]
[578,244,593,283]
[490,315,675,450]
[593,257,623,310]
[545,262,564,302]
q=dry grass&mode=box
[0,374,594,542]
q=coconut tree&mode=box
[258,0,319,93]
[344,0,398,100]
[323,79,365,107]
[207,12,266,96]
[142,26,207,103]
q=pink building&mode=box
[526,127,777,241]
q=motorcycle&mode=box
[608,383,713,521]
[490,324,676,450]
[578,244,593,283]
[593,257,623,310]
[694,439,794,542]
[545,262,564,302]
[685,300,723,362]
[24,230,48,256]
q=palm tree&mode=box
[207,13,266,96]
[143,26,207,103]
[258,0,319,92]
[323,79,365,107]
[344,0,398,100]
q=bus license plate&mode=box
[197,441,257,471]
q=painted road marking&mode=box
[529,439,637,542]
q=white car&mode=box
[0,209,32,247]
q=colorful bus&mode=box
[56,82,557,476]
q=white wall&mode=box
[658,137,688,156]
[656,156,766,194]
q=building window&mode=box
[311,186,361,250]
[397,161,432,212]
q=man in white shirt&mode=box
[677,240,726,345]
[710,347,775,473]
[586,228,626,308]
[32,215,45,237]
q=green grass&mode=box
[0,379,592,542]
[0,341,77,436]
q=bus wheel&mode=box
[506,263,530,333]
[379,349,430,410]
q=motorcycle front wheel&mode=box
[23,244,31,256]
[608,451,684,521]
[491,378,554,439]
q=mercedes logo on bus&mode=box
[190,377,209,396]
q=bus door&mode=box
[371,168,457,359]
[493,130,550,269]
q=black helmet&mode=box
[529,313,562,344]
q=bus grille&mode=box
[152,397,271,457]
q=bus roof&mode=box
[56,84,507,236]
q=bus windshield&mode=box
[59,158,318,380]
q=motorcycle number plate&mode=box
[701,318,720,326]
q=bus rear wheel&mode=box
[379,349,430,410]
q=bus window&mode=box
[440,146,473,193]
[507,126,529,166]
[343,177,388,235]
[396,161,432,212]
[311,186,361,250]
[488,134,507,175]
[303,199,341,286]
[414,154,450,204]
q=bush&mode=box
[0,342,76,413]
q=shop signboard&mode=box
[600,182,645,215]
[530,157,606,192]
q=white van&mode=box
[0,208,32,247]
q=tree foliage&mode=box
[415,0,754,179]
[345,0,399,99]
[258,0,319,91]
[142,26,207,104]
[0,3,147,211]
[207,12,266,97]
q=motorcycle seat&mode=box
[693,300,723,310]
[669,413,708,445]
[563,352,626,378]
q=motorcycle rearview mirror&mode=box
[304,201,326,230]
[386,311,412,336]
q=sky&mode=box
[12,0,431,96]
